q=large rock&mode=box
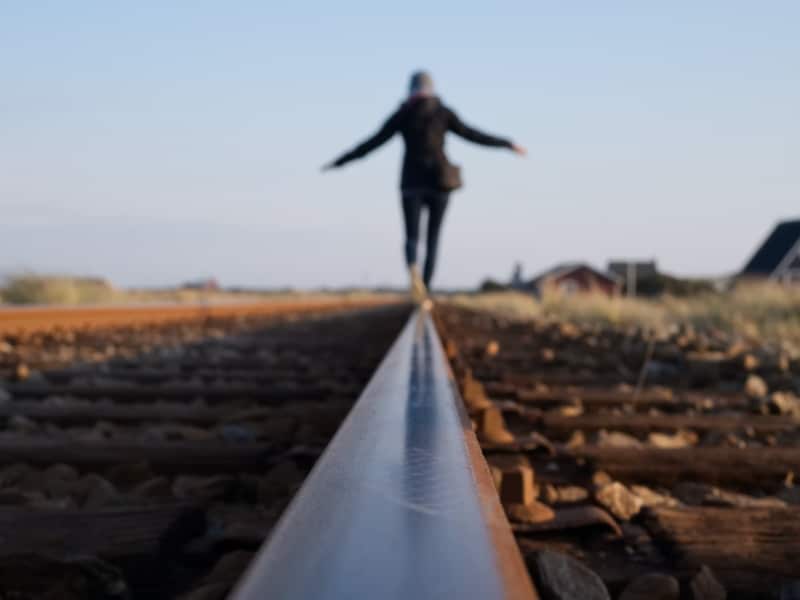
[532,550,610,600]
[690,565,727,600]
[595,482,643,520]
[619,573,680,600]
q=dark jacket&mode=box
[331,96,512,190]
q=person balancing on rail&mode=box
[324,70,526,305]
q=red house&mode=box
[530,263,621,297]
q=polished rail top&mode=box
[231,309,537,600]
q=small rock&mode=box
[630,485,679,508]
[551,486,589,504]
[0,463,34,487]
[541,483,559,504]
[218,424,257,443]
[592,471,613,488]
[174,475,235,501]
[533,550,610,600]
[772,392,800,418]
[203,550,254,584]
[0,488,43,506]
[648,430,698,449]
[619,573,680,600]
[461,375,493,411]
[540,348,556,362]
[177,582,230,600]
[133,476,174,500]
[44,463,80,482]
[485,340,500,357]
[565,430,585,449]
[506,500,555,524]
[14,363,30,381]
[742,353,760,371]
[778,486,800,505]
[556,401,583,417]
[595,430,642,449]
[745,374,769,400]
[644,361,680,380]
[8,414,39,434]
[689,565,726,600]
[34,495,78,510]
[105,461,154,488]
[595,482,643,520]
[477,406,515,444]
[259,462,303,500]
[705,488,786,509]
[672,482,717,506]
[83,475,122,509]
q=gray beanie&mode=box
[409,70,434,96]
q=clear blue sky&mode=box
[1,2,798,289]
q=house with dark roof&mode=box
[529,263,621,297]
[741,220,800,283]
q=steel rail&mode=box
[230,309,537,600]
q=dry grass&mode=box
[0,274,120,305]
[447,283,800,354]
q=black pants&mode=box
[401,190,450,288]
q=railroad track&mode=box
[435,305,800,600]
[1,300,798,599]
[0,301,411,599]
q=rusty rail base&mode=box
[230,309,537,600]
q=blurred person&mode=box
[324,71,526,304]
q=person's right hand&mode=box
[511,144,527,157]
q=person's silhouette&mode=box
[324,71,525,303]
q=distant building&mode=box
[608,260,659,297]
[529,263,621,297]
[741,220,800,284]
[181,278,221,291]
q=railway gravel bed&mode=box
[435,304,800,600]
[0,304,409,599]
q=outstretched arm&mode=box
[447,108,526,155]
[324,109,402,170]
